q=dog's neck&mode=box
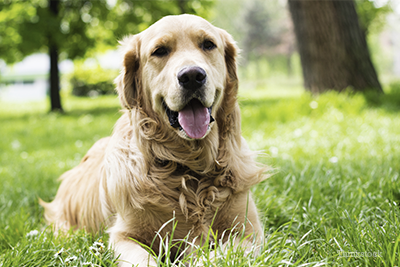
[104,109,266,224]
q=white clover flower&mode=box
[329,156,339,163]
[89,240,106,256]
[93,241,105,249]
[65,255,77,263]
[26,230,39,238]
[93,241,105,253]
[54,247,64,258]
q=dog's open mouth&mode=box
[164,99,215,139]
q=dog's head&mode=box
[116,14,238,141]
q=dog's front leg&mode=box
[110,233,157,267]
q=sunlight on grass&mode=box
[1,82,400,266]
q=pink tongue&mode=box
[178,99,210,139]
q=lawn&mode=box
[0,79,400,266]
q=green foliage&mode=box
[0,0,214,64]
[70,64,118,96]
[71,79,115,97]
[1,81,400,265]
[0,2,45,63]
[0,0,109,63]
[356,0,392,34]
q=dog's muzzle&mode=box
[163,66,215,140]
[164,99,215,140]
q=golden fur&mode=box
[40,14,268,266]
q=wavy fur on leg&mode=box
[41,14,270,266]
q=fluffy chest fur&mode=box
[149,161,236,233]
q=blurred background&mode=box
[0,0,399,109]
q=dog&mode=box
[40,14,267,266]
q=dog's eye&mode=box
[202,40,216,51]
[152,47,169,57]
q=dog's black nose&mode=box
[177,66,206,91]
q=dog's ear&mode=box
[219,29,239,96]
[216,28,242,143]
[115,34,141,110]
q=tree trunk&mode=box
[48,0,63,112]
[49,45,62,112]
[288,0,383,94]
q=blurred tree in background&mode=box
[212,0,298,79]
[0,0,213,112]
[212,0,395,89]
[241,0,295,76]
[288,0,383,94]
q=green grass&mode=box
[1,82,400,266]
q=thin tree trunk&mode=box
[288,0,382,94]
[49,0,63,112]
[49,45,62,111]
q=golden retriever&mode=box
[40,14,267,266]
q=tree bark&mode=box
[288,0,383,94]
[48,0,63,112]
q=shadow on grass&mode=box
[363,91,400,112]
[363,81,400,112]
